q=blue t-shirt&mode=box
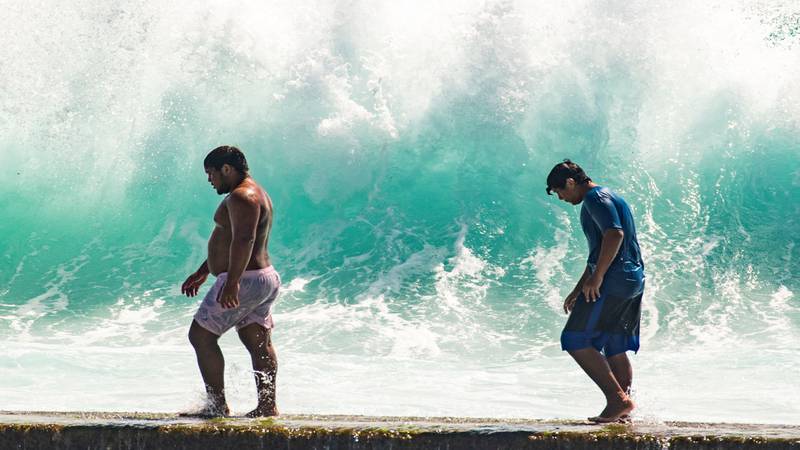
[580,186,645,298]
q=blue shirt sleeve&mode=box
[584,191,623,232]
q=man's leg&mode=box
[607,352,633,395]
[188,320,230,416]
[568,347,634,422]
[237,323,278,417]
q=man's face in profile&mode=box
[552,179,581,205]
[205,166,227,195]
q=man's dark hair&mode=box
[204,145,249,173]
[546,159,591,195]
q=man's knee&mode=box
[189,322,219,349]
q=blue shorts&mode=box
[561,286,643,357]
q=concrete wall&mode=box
[2,421,799,450]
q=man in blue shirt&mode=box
[546,160,645,423]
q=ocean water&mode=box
[1,0,799,424]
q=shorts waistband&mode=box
[218,266,276,278]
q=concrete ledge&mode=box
[2,412,799,449]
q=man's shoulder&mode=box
[587,186,624,202]
[226,185,261,206]
[583,186,605,203]
[582,186,629,214]
[236,179,265,196]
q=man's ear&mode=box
[565,178,575,189]
[221,164,232,176]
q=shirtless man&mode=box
[180,146,281,417]
[546,160,645,423]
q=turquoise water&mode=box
[1,1,799,423]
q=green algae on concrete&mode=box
[1,412,799,450]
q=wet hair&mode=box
[546,159,591,195]
[204,145,249,173]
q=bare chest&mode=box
[213,201,230,231]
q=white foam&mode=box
[283,277,311,293]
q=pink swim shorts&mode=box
[193,266,281,336]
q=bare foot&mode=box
[245,405,279,418]
[179,403,231,418]
[588,398,634,423]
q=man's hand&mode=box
[582,273,603,302]
[217,280,240,309]
[181,271,208,297]
[563,290,580,314]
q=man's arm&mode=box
[195,260,209,275]
[564,265,591,313]
[582,229,624,302]
[218,191,260,308]
[572,265,591,295]
[181,260,209,297]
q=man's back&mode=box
[208,178,272,276]
[580,186,644,298]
